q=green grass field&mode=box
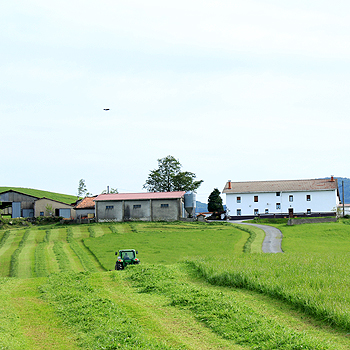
[0,220,350,349]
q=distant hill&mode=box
[195,201,208,213]
[195,201,226,213]
[0,187,78,205]
[334,177,350,204]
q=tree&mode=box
[101,187,118,194]
[77,179,92,197]
[208,188,224,213]
[45,204,54,216]
[143,155,203,192]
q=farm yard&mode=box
[1,220,350,349]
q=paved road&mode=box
[229,221,283,253]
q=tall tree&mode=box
[77,179,91,197]
[208,188,224,213]
[143,155,203,192]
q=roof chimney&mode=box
[331,175,334,182]
[228,180,232,189]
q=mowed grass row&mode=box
[187,252,350,332]
[126,264,339,350]
[84,221,250,270]
[0,226,106,278]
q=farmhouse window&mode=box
[161,204,169,208]
[306,194,311,201]
[307,209,311,215]
[237,196,241,203]
[276,203,281,210]
[276,192,280,196]
[254,209,259,215]
[254,196,258,202]
[289,195,293,202]
[106,205,114,209]
[40,211,44,216]
[133,204,141,209]
[237,209,241,216]
[265,209,269,214]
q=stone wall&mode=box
[287,217,337,225]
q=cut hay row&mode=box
[39,271,182,350]
[66,227,99,272]
[16,229,38,279]
[10,229,31,278]
[53,227,84,273]
[45,229,60,274]
[127,264,329,350]
[0,231,19,277]
[187,253,350,331]
[87,226,96,238]
[89,224,109,237]
[0,230,10,249]
[52,241,71,272]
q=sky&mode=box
[1,0,350,204]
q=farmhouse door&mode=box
[288,208,294,218]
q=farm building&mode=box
[337,203,350,216]
[34,198,76,219]
[223,177,340,220]
[0,190,39,218]
[74,196,96,219]
[94,191,186,222]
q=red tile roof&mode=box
[75,196,96,209]
[94,191,186,202]
[223,178,338,194]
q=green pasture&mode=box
[1,220,350,349]
[83,221,250,270]
[247,218,350,253]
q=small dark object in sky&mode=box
[103,108,110,111]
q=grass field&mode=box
[0,220,350,349]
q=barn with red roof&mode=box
[94,191,186,222]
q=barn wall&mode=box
[95,198,184,222]
[34,198,76,218]
[151,199,182,221]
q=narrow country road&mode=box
[229,221,284,253]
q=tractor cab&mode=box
[115,249,140,270]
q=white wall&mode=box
[226,189,338,217]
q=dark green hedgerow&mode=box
[10,229,31,277]
[39,272,180,350]
[127,265,329,350]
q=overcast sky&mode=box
[1,1,349,203]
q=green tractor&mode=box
[115,249,140,270]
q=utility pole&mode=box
[343,180,345,217]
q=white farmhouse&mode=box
[223,177,339,219]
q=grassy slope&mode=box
[83,222,248,270]
[1,221,350,349]
[0,187,77,204]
